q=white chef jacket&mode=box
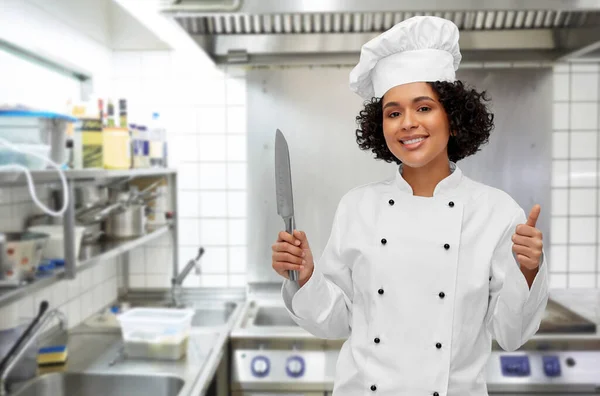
[282,161,549,396]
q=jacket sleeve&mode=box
[281,198,353,339]
[485,207,549,352]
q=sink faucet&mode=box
[0,302,68,395]
[171,247,204,307]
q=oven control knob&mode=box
[286,355,305,378]
[251,356,270,377]
[543,356,561,377]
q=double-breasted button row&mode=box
[380,238,450,250]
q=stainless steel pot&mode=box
[105,204,147,239]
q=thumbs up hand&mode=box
[511,204,543,270]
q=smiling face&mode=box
[382,82,451,169]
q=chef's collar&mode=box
[395,161,462,196]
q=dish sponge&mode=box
[37,345,68,368]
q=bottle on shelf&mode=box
[149,112,166,168]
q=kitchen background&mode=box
[1,0,599,333]
[1,1,600,395]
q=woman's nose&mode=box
[401,111,418,130]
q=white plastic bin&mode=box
[117,308,194,360]
[0,144,51,170]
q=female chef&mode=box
[271,15,549,396]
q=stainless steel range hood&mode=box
[160,0,600,65]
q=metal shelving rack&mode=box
[0,168,179,308]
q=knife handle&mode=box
[285,217,299,282]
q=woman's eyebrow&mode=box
[383,96,435,110]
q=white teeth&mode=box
[403,137,425,145]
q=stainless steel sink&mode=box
[253,306,298,327]
[190,301,237,327]
[9,372,184,396]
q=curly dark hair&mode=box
[355,80,494,164]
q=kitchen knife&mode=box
[274,129,299,282]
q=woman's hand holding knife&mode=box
[272,230,314,287]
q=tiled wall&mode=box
[550,63,600,289]
[111,50,248,289]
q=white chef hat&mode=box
[349,16,462,100]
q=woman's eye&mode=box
[417,106,431,112]
[389,112,400,118]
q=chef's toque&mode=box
[349,16,462,100]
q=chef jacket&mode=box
[282,161,549,396]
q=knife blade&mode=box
[274,129,298,282]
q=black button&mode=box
[381,238,387,245]
[370,385,377,391]
[436,342,442,349]
[448,201,454,207]
[389,199,395,205]
[566,357,576,367]
[378,288,384,295]
[433,392,439,396]
[444,243,450,250]
[374,337,380,343]
[439,292,445,299]
[489,276,492,281]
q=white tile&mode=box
[139,78,171,106]
[146,274,170,288]
[199,274,228,287]
[200,219,228,244]
[552,161,569,187]
[227,136,247,161]
[553,103,569,130]
[226,81,246,106]
[199,191,227,217]
[179,246,201,271]
[225,66,247,78]
[67,299,81,329]
[226,106,247,134]
[569,189,597,215]
[178,219,200,246]
[106,278,118,305]
[162,108,197,135]
[550,245,567,272]
[128,247,146,274]
[551,217,568,244]
[197,107,226,135]
[227,163,247,189]
[66,277,81,300]
[552,131,569,159]
[155,233,173,248]
[568,274,596,288]
[177,163,200,190]
[569,245,596,272]
[175,77,226,106]
[553,73,570,101]
[570,160,597,187]
[182,273,200,288]
[229,274,247,287]
[199,135,227,161]
[12,187,30,203]
[52,282,68,306]
[570,102,598,130]
[145,247,172,274]
[571,131,598,158]
[178,191,200,218]
[550,273,567,289]
[171,135,199,162]
[570,217,596,243]
[93,284,104,312]
[571,73,599,101]
[112,52,142,78]
[129,274,146,288]
[141,52,172,78]
[228,219,246,245]
[33,287,53,311]
[80,291,94,320]
[553,63,570,73]
[229,246,247,273]
[92,266,104,286]
[201,246,228,273]
[227,191,247,217]
[551,189,568,216]
[571,64,600,73]
[112,78,142,103]
[199,163,227,189]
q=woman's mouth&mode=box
[400,136,428,150]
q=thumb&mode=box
[526,204,541,227]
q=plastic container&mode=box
[117,308,194,360]
[0,109,77,165]
[27,225,86,261]
[0,144,51,170]
[103,127,131,170]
